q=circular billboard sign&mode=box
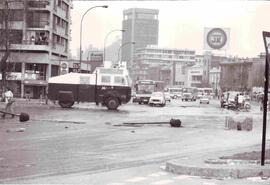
[207,28,227,49]
[61,62,68,69]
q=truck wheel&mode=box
[106,97,119,110]
[59,101,74,108]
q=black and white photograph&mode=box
[1,0,270,184]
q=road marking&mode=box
[107,183,125,185]
[148,173,161,177]
[148,171,168,177]
[203,182,217,185]
[151,179,174,185]
[247,177,268,182]
[125,177,147,182]
[173,175,192,180]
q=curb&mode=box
[166,158,270,179]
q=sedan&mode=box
[200,96,210,104]
[148,92,166,107]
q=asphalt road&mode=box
[0,98,269,184]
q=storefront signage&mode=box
[0,72,22,80]
[89,52,103,62]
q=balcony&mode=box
[27,21,50,30]
[0,21,23,30]
[10,43,50,52]
[27,0,51,11]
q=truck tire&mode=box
[105,97,119,110]
[59,101,74,108]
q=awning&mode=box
[23,80,48,86]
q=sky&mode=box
[70,0,270,58]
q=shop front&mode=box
[23,80,47,99]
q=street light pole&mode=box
[261,31,270,166]
[103,29,125,63]
[79,5,108,72]
[117,41,135,66]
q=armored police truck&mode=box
[47,67,132,110]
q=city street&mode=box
[0,98,269,184]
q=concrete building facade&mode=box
[220,59,253,92]
[133,45,196,87]
[121,8,159,68]
[187,64,204,88]
[0,0,72,98]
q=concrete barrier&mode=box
[225,116,253,131]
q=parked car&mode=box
[199,96,210,104]
[164,92,171,102]
[148,92,166,107]
[182,92,196,101]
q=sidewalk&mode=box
[166,148,270,179]
[0,98,52,110]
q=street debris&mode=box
[0,110,29,122]
[6,128,25,133]
[33,119,86,124]
[122,118,182,127]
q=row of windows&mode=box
[192,76,202,81]
[0,9,23,22]
[137,49,195,55]
[53,14,68,33]
[175,81,184,86]
[52,33,67,47]
[27,11,49,28]
[137,54,195,60]
[27,1,50,8]
[101,75,126,85]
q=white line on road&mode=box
[151,179,174,185]
[125,176,147,182]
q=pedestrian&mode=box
[39,90,44,104]
[30,35,35,44]
[235,94,239,110]
[25,88,31,102]
[2,87,15,118]
[45,89,48,105]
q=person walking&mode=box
[235,94,239,110]
[25,88,31,103]
[2,87,15,118]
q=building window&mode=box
[114,76,125,85]
[0,9,23,22]
[27,1,49,8]
[57,0,62,7]
[101,76,111,83]
[27,12,49,28]
[181,66,185,75]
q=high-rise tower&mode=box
[121,8,159,67]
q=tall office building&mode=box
[0,0,72,98]
[121,8,159,67]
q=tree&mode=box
[0,0,23,93]
[0,0,12,92]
